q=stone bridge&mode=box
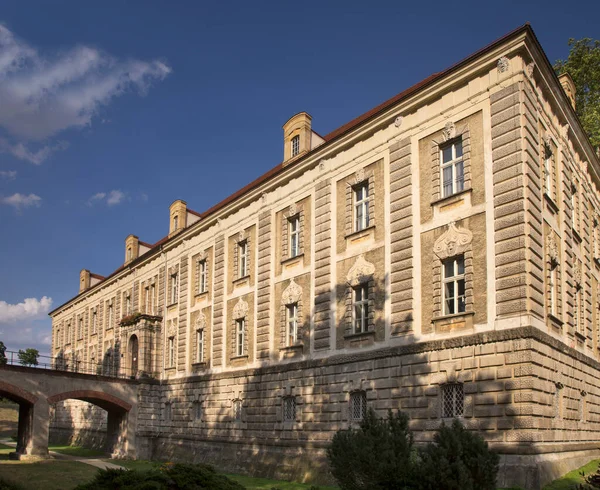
[0,364,139,459]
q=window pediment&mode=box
[433,222,472,260]
[346,254,375,287]
[233,298,249,319]
[282,278,302,305]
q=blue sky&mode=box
[0,0,598,356]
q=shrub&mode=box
[0,477,24,490]
[416,419,499,490]
[327,409,416,490]
[74,463,245,489]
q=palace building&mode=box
[48,24,600,489]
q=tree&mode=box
[555,38,600,148]
[18,348,39,367]
[0,341,6,365]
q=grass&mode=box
[0,443,99,490]
[0,403,18,438]
[542,458,600,489]
[48,444,106,458]
[225,474,338,489]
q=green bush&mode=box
[416,419,499,490]
[327,411,499,490]
[327,409,417,490]
[0,477,24,490]
[74,463,245,490]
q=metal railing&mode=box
[1,350,136,379]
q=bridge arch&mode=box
[0,380,38,405]
[47,390,131,412]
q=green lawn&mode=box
[48,444,106,458]
[0,403,18,438]
[0,443,99,490]
[542,458,600,489]
[225,473,338,489]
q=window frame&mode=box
[235,318,245,356]
[196,328,204,363]
[349,391,367,422]
[549,264,558,318]
[441,383,464,418]
[286,303,298,346]
[291,135,300,157]
[440,139,464,198]
[289,215,300,258]
[92,310,97,334]
[170,272,179,305]
[173,215,179,231]
[353,182,370,232]
[543,141,554,198]
[238,240,248,278]
[283,396,297,422]
[168,336,175,368]
[442,256,466,316]
[198,259,208,293]
[352,284,369,334]
[233,399,243,421]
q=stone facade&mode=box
[48,25,600,489]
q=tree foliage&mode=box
[0,342,6,365]
[327,410,499,490]
[555,38,600,148]
[17,348,39,367]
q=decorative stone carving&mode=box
[261,192,267,204]
[574,263,582,287]
[353,168,366,185]
[282,278,302,305]
[433,223,473,260]
[346,254,375,287]
[562,124,569,138]
[233,298,249,319]
[237,231,245,243]
[319,161,325,171]
[526,62,535,78]
[195,311,207,331]
[288,202,297,217]
[168,319,177,338]
[394,116,403,128]
[546,234,559,266]
[441,121,456,141]
[543,134,552,147]
[497,56,510,73]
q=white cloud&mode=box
[0,296,53,324]
[0,23,171,159]
[106,189,125,206]
[1,192,41,210]
[87,189,126,206]
[0,170,16,180]
[0,139,69,165]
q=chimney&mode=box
[169,199,187,237]
[125,235,139,264]
[559,72,576,110]
[282,112,312,165]
[80,269,90,293]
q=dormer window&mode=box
[291,135,300,157]
[127,247,132,261]
[173,215,179,231]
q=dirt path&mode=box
[0,438,125,470]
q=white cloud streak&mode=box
[87,189,125,206]
[0,170,16,180]
[1,192,41,210]
[0,296,53,323]
[0,23,171,163]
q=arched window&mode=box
[291,135,300,157]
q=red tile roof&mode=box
[49,23,535,315]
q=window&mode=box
[173,215,179,231]
[198,260,208,293]
[283,396,296,422]
[78,317,83,339]
[554,384,563,419]
[144,286,150,314]
[127,247,132,261]
[354,183,369,232]
[233,399,243,421]
[291,135,300,157]
[92,310,97,333]
[441,383,464,418]
[150,284,156,314]
[196,329,204,363]
[238,241,248,277]
[286,303,298,346]
[108,304,114,329]
[289,216,300,258]
[442,256,466,315]
[350,391,367,422]
[164,402,172,423]
[168,337,175,368]
[235,319,245,356]
[170,272,179,304]
[575,285,583,333]
[353,284,369,334]
[549,265,558,318]
[572,184,580,233]
[544,142,554,197]
[194,400,203,422]
[125,295,131,315]
[440,139,464,198]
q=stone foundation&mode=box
[55,327,600,489]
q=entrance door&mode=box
[129,335,138,376]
